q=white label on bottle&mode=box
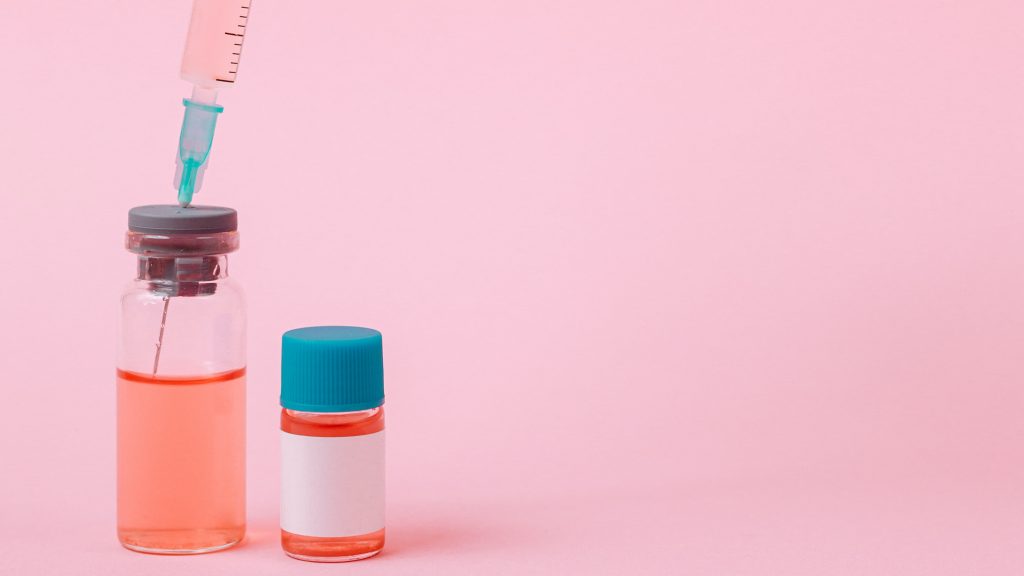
[280,430,385,537]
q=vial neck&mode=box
[137,254,229,283]
[281,407,384,437]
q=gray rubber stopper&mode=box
[128,205,238,234]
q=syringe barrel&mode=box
[180,0,252,88]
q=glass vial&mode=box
[117,205,246,554]
[279,327,386,562]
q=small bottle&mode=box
[280,326,386,562]
[117,205,246,554]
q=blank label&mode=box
[280,430,385,537]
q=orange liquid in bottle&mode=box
[117,368,246,554]
[280,408,385,561]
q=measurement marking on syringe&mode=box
[225,32,244,37]
[216,78,236,83]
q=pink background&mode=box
[1,1,1023,574]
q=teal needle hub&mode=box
[175,98,224,207]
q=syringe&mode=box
[175,0,253,206]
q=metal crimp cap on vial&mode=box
[126,204,239,256]
[281,326,385,413]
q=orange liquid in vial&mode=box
[117,368,246,554]
[280,408,385,561]
[281,528,386,562]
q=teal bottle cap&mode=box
[281,326,385,412]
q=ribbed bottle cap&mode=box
[281,326,385,412]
